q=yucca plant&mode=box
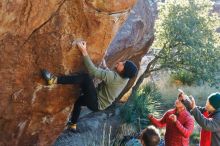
[120,83,163,130]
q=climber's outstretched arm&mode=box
[76,41,116,83]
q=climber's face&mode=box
[115,61,125,73]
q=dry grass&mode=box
[153,73,218,109]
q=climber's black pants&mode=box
[57,73,99,124]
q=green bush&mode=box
[171,70,196,86]
[120,83,163,130]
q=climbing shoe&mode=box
[41,69,57,85]
[67,123,80,133]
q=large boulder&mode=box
[54,106,122,146]
[54,0,155,145]
[0,0,155,145]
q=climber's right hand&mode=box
[77,41,88,56]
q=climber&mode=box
[41,41,138,132]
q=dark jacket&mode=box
[191,107,220,146]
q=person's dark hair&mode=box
[141,125,160,146]
[123,60,138,79]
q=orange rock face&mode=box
[0,0,154,145]
[86,0,136,13]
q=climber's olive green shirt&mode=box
[83,56,129,110]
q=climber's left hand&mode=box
[77,41,88,56]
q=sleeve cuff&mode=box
[175,120,181,127]
[190,107,197,114]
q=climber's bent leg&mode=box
[68,74,99,130]
[58,73,99,111]
[78,74,99,111]
[69,96,85,125]
[57,73,87,84]
[83,92,99,112]
[67,73,98,124]
[69,94,99,125]
[68,94,99,132]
